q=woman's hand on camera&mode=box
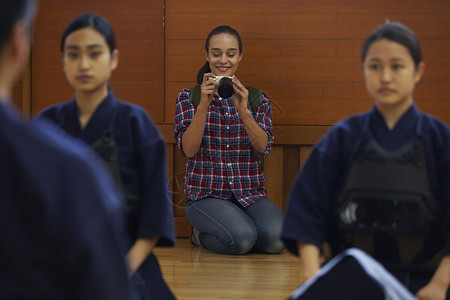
[231,75,249,113]
[200,73,216,108]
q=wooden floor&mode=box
[154,239,301,300]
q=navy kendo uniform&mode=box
[282,104,450,298]
[37,90,176,300]
[0,101,130,300]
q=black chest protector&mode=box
[331,115,443,268]
[89,109,141,239]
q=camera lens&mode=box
[217,77,234,98]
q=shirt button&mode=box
[226,126,230,130]
[226,144,229,148]
[219,97,222,101]
[227,163,231,166]
[229,182,233,185]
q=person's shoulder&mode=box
[420,112,450,146]
[36,100,72,121]
[324,112,368,140]
[114,99,164,142]
[314,111,368,157]
[421,112,449,133]
[178,88,193,99]
[34,119,105,170]
[113,100,156,125]
[2,106,111,189]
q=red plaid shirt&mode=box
[174,88,274,207]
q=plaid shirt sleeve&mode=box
[255,91,274,155]
[174,88,194,157]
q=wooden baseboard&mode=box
[175,216,191,238]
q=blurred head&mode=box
[0,0,36,50]
[361,22,424,111]
[362,22,422,68]
[0,0,37,99]
[61,13,118,94]
[61,13,115,54]
[197,25,242,84]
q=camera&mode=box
[210,76,234,98]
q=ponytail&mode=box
[196,62,211,84]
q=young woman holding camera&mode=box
[36,13,176,300]
[281,22,450,299]
[174,25,285,255]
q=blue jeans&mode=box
[185,196,285,255]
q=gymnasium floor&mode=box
[154,239,301,300]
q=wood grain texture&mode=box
[283,146,301,206]
[33,0,164,40]
[110,81,165,123]
[165,81,450,125]
[164,81,370,126]
[154,239,301,300]
[172,148,188,217]
[165,0,450,39]
[31,81,73,115]
[264,146,284,210]
[12,84,23,113]
[174,217,191,238]
[300,146,313,169]
[165,39,450,84]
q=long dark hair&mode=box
[0,0,36,50]
[196,25,243,84]
[362,22,422,68]
[61,13,116,54]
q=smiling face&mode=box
[363,38,424,112]
[63,27,118,94]
[206,33,242,76]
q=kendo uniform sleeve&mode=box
[35,122,131,300]
[131,111,175,247]
[0,110,130,300]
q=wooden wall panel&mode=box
[164,82,368,126]
[165,0,450,39]
[165,41,450,125]
[164,80,450,127]
[172,148,188,217]
[31,81,73,115]
[34,0,164,40]
[264,146,284,210]
[111,82,165,123]
[165,39,363,83]
[415,84,450,123]
[12,84,23,112]
[282,146,301,207]
[165,39,450,83]
[300,147,313,169]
